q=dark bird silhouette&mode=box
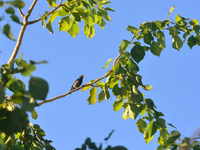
[71,75,85,90]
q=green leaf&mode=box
[98,90,105,102]
[158,128,169,145]
[127,58,139,72]
[112,84,121,96]
[126,25,138,34]
[0,84,5,104]
[172,35,183,50]
[150,41,162,56]
[41,15,46,28]
[167,123,177,129]
[8,79,25,92]
[113,63,124,75]
[11,15,21,24]
[82,84,92,91]
[104,7,115,12]
[157,31,166,49]
[31,109,38,120]
[29,76,49,100]
[190,19,199,26]
[144,130,153,144]
[154,21,162,30]
[6,7,15,15]
[168,6,175,16]
[193,25,200,35]
[155,118,166,129]
[141,85,153,91]
[113,99,124,111]
[47,0,57,7]
[136,119,147,133]
[130,86,143,103]
[108,78,118,88]
[6,0,25,8]
[104,87,110,100]
[187,35,196,49]
[89,25,95,39]
[122,108,130,120]
[0,1,4,6]
[144,31,154,44]
[15,56,36,76]
[87,87,97,105]
[147,121,157,137]
[175,14,182,23]
[102,59,112,69]
[128,103,139,119]
[22,96,36,112]
[131,43,145,63]
[0,108,29,135]
[72,12,81,22]
[195,35,200,46]
[59,16,73,31]
[97,15,106,29]
[67,21,80,38]
[99,8,111,21]
[119,40,130,51]
[46,21,53,33]
[84,13,95,27]
[145,98,156,110]
[3,24,14,40]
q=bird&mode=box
[71,75,85,90]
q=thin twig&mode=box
[27,0,63,25]
[37,70,113,106]
[18,8,24,18]
[113,31,140,66]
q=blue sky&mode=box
[1,0,200,149]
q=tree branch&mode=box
[37,70,113,106]
[27,0,63,25]
[18,8,24,18]
[7,0,38,65]
[113,31,140,66]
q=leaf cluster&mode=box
[0,0,25,40]
[0,55,52,149]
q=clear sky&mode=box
[1,0,200,149]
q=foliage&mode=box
[0,0,200,149]
[75,130,128,150]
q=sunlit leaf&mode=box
[128,103,139,119]
[102,59,112,69]
[150,41,162,56]
[98,90,105,102]
[82,84,92,91]
[59,16,73,31]
[168,6,175,16]
[67,21,80,38]
[127,25,138,34]
[47,0,57,7]
[147,121,157,137]
[87,87,97,105]
[119,40,130,51]
[31,109,38,120]
[113,99,124,111]
[136,119,147,133]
